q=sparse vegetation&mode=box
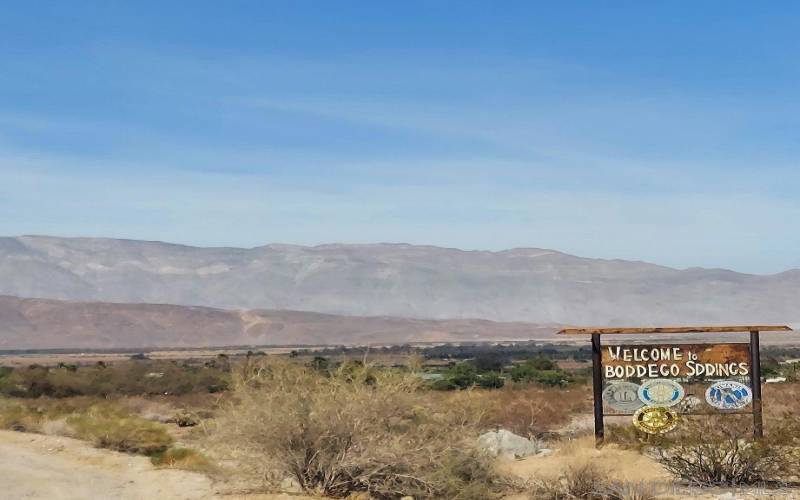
[654,415,800,486]
[151,447,216,472]
[208,359,509,499]
[0,361,229,398]
[527,463,658,500]
[66,404,173,455]
[4,351,800,497]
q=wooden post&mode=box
[749,330,763,439]
[592,333,604,446]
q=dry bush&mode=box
[0,398,41,432]
[151,447,216,473]
[600,480,659,500]
[527,463,657,500]
[207,359,507,499]
[654,415,800,486]
[764,383,800,420]
[606,424,662,452]
[477,384,591,439]
[67,403,173,455]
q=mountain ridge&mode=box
[0,235,798,326]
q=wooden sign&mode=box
[602,343,750,379]
[557,325,794,445]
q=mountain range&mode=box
[0,235,798,327]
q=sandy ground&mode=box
[501,435,800,500]
[3,428,799,499]
[0,430,217,500]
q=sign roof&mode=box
[557,325,792,335]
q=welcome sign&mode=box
[557,325,793,445]
[602,343,750,379]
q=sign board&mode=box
[602,343,750,380]
[557,325,794,445]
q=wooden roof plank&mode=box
[557,325,792,335]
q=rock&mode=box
[716,493,735,500]
[477,429,541,459]
[400,497,414,500]
[537,448,553,456]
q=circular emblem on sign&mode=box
[638,379,685,407]
[632,406,680,434]
[602,382,644,412]
[705,381,752,410]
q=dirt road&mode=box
[0,430,217,500]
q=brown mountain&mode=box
[0,295,560,349]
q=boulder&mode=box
[477,429,541,459]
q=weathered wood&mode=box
[750,331,764,439]
[591,333,604,447]
[558,325,792,335]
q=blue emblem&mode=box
[705,381,752,410]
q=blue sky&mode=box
[1,1,799,273]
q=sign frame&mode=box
[557,325,793,446]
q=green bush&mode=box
[430,378,458,391]
[444,362,479,389]
[509,359,572,387]
[477,373,505,389]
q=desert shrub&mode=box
[170,411,200,427]
[601,480,659,500]
[67,404,173,455]
[528,463,657,500]
[654,415,800,486]
[479,385,590,438]
[208,359,506,499]
[606,424,667,452]
[151,447,215,472]
[0,399,42,431]
[0,362,229,398]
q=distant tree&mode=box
[430,378,458,391]
[444,362,478,389]
[509,357,571,387]
[477,373,505,389]
[311,356,330,372]
[471,355,507,373]
[525,356,557,371]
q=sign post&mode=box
[559,325,792,446]
[591,333,604,446]
[749,330,763,439]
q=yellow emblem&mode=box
[632,406,679,434]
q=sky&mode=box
[0,1,799,273]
